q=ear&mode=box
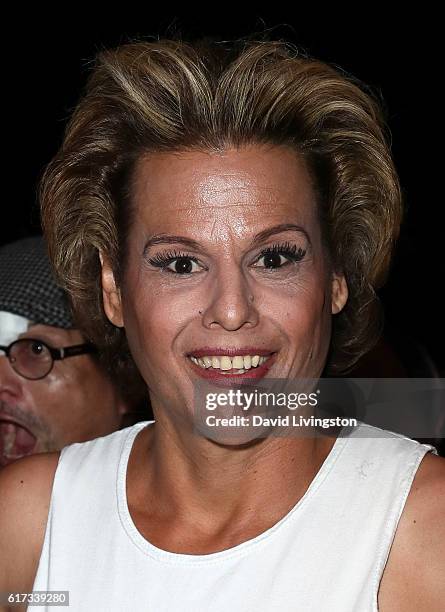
[99,252,124,328]
[331,272,349,315]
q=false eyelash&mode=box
[147,250,200,269]
[257,242,307,263]
[147,243,306,270]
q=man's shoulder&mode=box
[0,451,60,507]
[0,452,60,596]
[378,451,445,611]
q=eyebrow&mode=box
[143,223,311,254]
[252,224,311,246]
[143,235,203,255]
[18,333,62,347]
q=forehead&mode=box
[23,324,84,346]
[130,145,317,239]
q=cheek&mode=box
[266,268,328,328]
[20,374,86,437]
[266,273,331,366]
[32,372,73,401]
[41,366,112,425]
[296,288,332,366]
[37,371,86,416]
[281,296,327,343]
[121,282,196,370]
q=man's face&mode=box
[0,323,127,467]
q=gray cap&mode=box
[0,236,74,328]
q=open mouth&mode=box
[186,351,276,382]
[189,354,270,374]
[0,419,37,467]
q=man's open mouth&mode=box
[0,419,37,467]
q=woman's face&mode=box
[101,144,348,422]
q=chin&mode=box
[198,426,271,448]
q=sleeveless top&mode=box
[31,421,437,611]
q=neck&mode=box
[133,412,337,534]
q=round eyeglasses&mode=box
[0,338,97,380]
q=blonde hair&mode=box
[40,37,402,376]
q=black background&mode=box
[3,11,443,371]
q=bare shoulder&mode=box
[378,451,445,612]
[0,452,60,596]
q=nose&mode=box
[0,353,23,399]
[201,266,259,331]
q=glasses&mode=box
[0,338,97,380]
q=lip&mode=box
[187,347,274,358]
[186,351,277,386]
[0,413,38,467]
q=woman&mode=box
[1,38,443,611]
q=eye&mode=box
[148,251,204,275]
[253,243,306,270]
[256,252,291,268]
[166,257,201,274]
[30,341,44,355]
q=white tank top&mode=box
[31,421,436,611]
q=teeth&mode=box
[220,356,232,371]
[232,356,244,369]
[189,354,270,371]
[0,422,36,459]
[2,422,16,456]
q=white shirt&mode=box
[32,421,436,611]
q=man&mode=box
[0,236,139,468]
